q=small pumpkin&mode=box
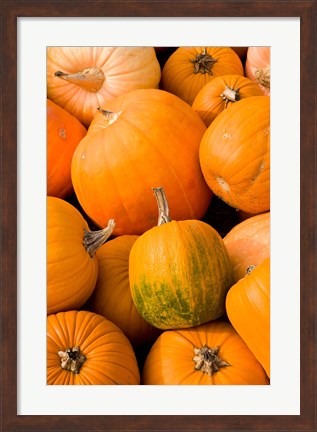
[47,99,87,198]
[142,320,269,384]
[192,74,263,127]
[226,257,270,377]
[85,235,161,347]
[47,196,115,315]
[224,212,270,282]
[160,47,244,105]
[47,46,161,127]
[47,310,140,384]
[129,187,233,330]
[199,96,270,214]
[71,88,212,236]
[245,47,270,95]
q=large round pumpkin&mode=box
[47,99,87,198]
[224,212,270,282]
[142,320,269,384]
[71,88,212,236]
[47,46,161,127]
[85,235,161,347]
[47,310,140,384]
[245,47,270,95]
[47,196,115,314]
[199,96,270,214]
[129,187,233,330]
[192,74,263,127]
[226,257,270,377]
[160,47,244,105]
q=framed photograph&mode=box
[1,1,315,431]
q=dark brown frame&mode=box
[1,1,316,431]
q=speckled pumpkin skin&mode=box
[129,219,233,330]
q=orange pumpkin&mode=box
[129,187,233,330]
[245,47,270,95]
[160,47,244,105]
[224,212,270,282]
[226,257,270,377]
[47,310,140,384]
[192,74,264,127]
[47,196,115,314]
[47,47,161,127]
[199,96,270,214]
[85,235,161,347]
[142,320,269,384]
[71,88,212,236]
[47,99,87,198]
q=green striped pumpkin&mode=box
[129,188,233,330]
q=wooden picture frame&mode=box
[1,1,316,430]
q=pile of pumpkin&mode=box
[46,46,270,385]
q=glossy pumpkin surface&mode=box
[226,257,270,377]
[160,47,244,105]
[129,189,233,330]
[192,75,263,127]
[142,320,269,384]
[199,96,270,214]
[71,88,212,236]
[85,235,161,347]
[47,196,114,314]
[47,46,161,127]
[47,99,87,198]
[47,310,140,384]
[245,47,270,95]
[224,212,270,282]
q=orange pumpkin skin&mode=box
[245,47,270,95]
[226,257,270,377]
[160,47,244,105]
[192,75,263,127]
[142,320,269,384]
[47,197,114,315]
[71,89,212,236]
[47,99,87,198]
[47,310,140,384]
[199,96,270,214]
[47,47,161,127]
[224,212,270,282]
[85,235,161,347]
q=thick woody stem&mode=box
[58,347,86,374]
[55,67,105,93]
[193,345,230,376]
[190,48,217,75]
[152,187,171,226]
[83,219,115,257]
[220,86,241,107]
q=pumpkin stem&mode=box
[97,107,122,125]
[83,219,115,257]
[254,66,270,89]
[152,187,171,226]
[220,86,241,107]
[54,67,105,93]
[246,264,257,275]
[190,48,217,75]
[193,344,230,376]
[58,346,86,374]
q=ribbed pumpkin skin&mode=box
[47,197,98,315]
[245,47,270,95]
[85,235,161,347]
[142,320,269,385]
[199,96,270,214]
[160,47,244,105]
[129,220,233,330]
[47,99,87,198]
[71,89,212,236]
[47,47,161,127]
[192,75,263,127]
[226,257,270,377]
[47,310,140,384]
[224,212,270,282]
